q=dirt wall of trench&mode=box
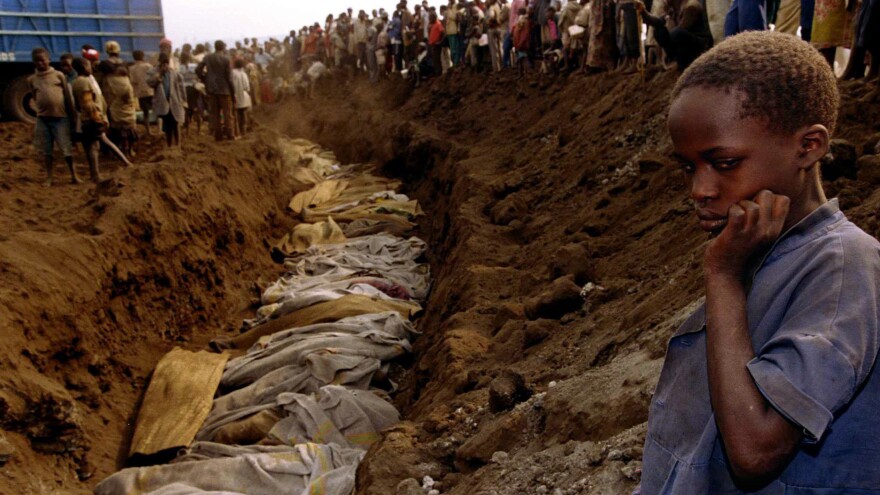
[261,72,880,494]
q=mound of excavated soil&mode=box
[261,72,880,494]
[1,68,878,494]
[0,124,302,493]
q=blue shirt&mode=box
[642,199,880,494]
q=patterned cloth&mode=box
[587,0,619,69]
[810,0,854,49]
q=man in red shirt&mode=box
[427,11,446,76]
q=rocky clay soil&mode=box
[0,69,879,494]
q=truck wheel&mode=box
[2,76,37,124]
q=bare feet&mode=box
[42,179,53,188]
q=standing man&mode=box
[196,40,236,142]
[156,38,180,71]
[290,30,302,72]
[445,1,463,66]
[129,50,155,136]
[354,10,370,71]
[427,11,446,76]
[485,0,504,71]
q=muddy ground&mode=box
[1,69,879,494]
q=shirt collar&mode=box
[760,198,843,265]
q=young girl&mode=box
[150,53,186,149]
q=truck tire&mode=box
[2,76,37,124]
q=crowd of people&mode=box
[278,0,878,80]
[27,37,283,186]
[25,0,878,186]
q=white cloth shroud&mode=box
[94,442,363,495]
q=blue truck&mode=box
[1,0,165,122]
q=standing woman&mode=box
[70,57,107,182]
[586,0,618,72]
[810,0,855,68]
[151,53,186,149]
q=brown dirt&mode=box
[0,68,878,495]
[0,124,301,493]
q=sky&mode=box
[162,1,390,45]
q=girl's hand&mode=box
[704,190,790,279]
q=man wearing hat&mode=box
[153,38,180,71]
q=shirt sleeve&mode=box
[747,234,880,442]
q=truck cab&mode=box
[0,0,165,122]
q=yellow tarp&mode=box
[128,348,229,459]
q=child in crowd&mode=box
[512,7,531,76]
[151,53,186,149]
[70,57,107,182]
[615,0,642,73]
[59,53,77,84]
[28,47,79,186]
[104,65,138,157]
[180,58,205,135]
[640,31,880,494]
[232,58,252,136]
[129,50,155,136]
[540,5,559,52]
[539,6,561,74]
